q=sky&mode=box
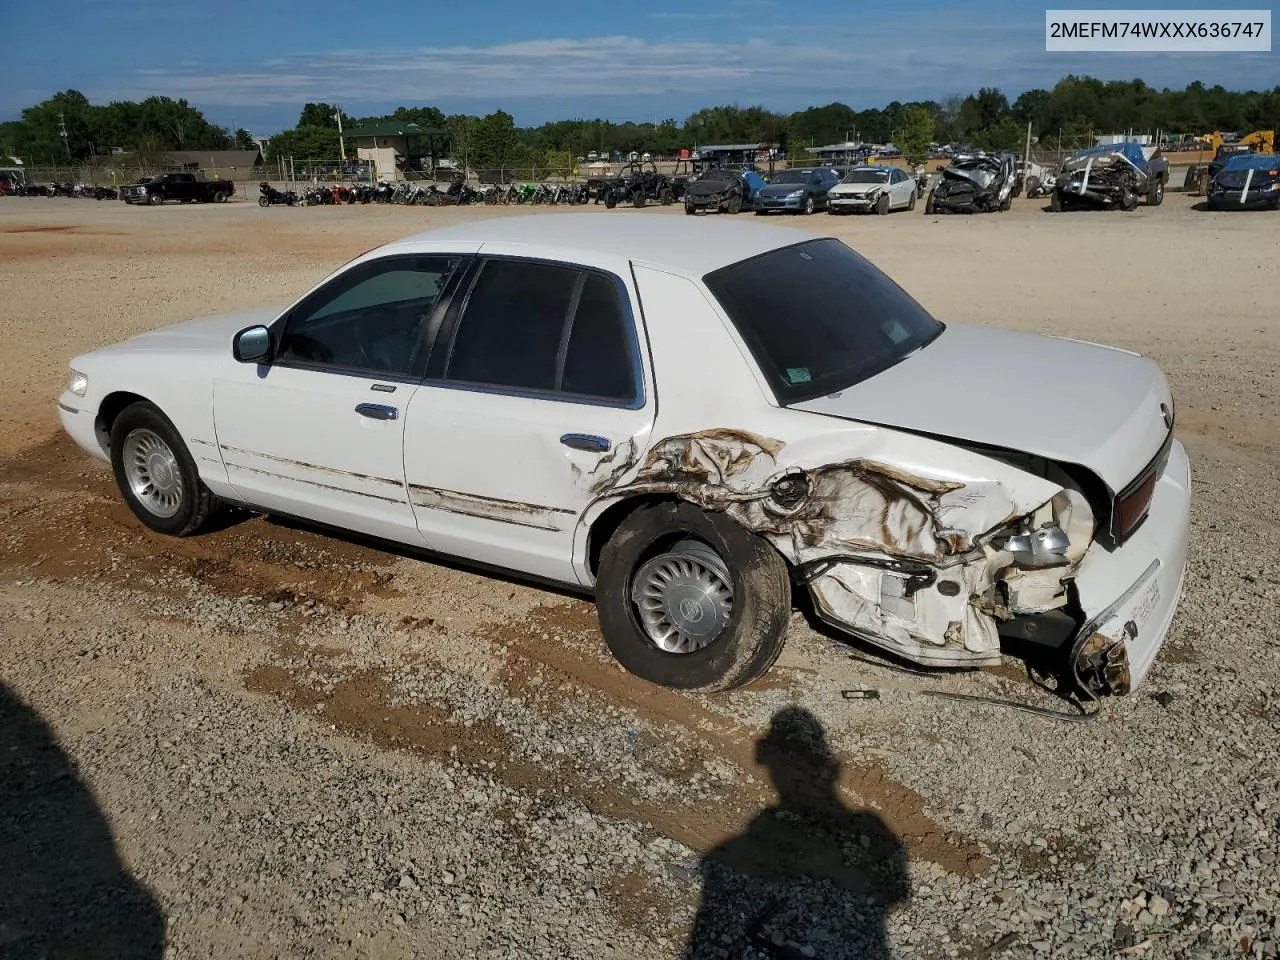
[1,0,1275,134]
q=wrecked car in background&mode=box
[924,153,1017,214]
[1206,153,1280,210]
[57,215,1191,699]
[683,168,758,215]
[1051,142,1168,211]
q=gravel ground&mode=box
[1,195,1277,960]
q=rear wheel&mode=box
[1025,175,1041,198]
[595,501,790,691]
[659,186,673,205]
[109,402,214,537]
[213,191,229,203]
[685,202,696,215]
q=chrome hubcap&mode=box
[122,428,183,518]
[631,539,733,654]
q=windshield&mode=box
[699,170,738,183]
[768,170,810,184]
[841,169,889,184]
[703,238,943,403]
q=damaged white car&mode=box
[58,215,1190,696]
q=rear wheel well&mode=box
[95,391,151,454]
[587,495,679,578]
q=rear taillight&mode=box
[1115,471,1157,541]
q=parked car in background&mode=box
[1206,153,1280,210]
[926,153,1017,214]
[826,166,917,214]
[1051,143,1168,211]
[753,167,840,215]
[57,215,1190,698]
[683,168,748,214]
[122,172,235,205]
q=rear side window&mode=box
[445,259,640,404]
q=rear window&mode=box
[703,238,943,404]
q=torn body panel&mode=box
[584,426,1076,667]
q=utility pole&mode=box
[59,112,70,159]
[334,106,346,161]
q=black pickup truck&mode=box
[122,172,235,205]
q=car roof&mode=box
[390,213,821,277]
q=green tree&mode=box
[297,103,342,129]
[233,128,256,150]
[897,104,935,163]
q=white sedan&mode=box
[58,215,1190,696]
[827,166,918,214]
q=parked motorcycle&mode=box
[258,182,298,206]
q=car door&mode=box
[403,253,655,585]
[213,252,467,544]
[888,168,906,207]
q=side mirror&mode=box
[232,325,272,364]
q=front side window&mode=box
[445,259,639,404]
[703,238,943,404]
[277,255,459,376]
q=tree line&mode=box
[4,77,1278,170]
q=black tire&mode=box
[1050,191,1063,212]
[659,186,673,205]
[595,501,790,691]
[907,191,916,211]
[727,194,741,214]
[999,193,1012,212]
[1025,175,1040,198]
[603,190,617,209]
[258,196,269,207]
[801,195,815,215]
[213,191,229,203]
[632,189,646,209]
[875,194,890,215]
[147,193,163,205]
[1120,187,1139,211]
[924,192,936,215]
[1147,178,1164,206]
[685,203,696,215]
[109,402,214,537]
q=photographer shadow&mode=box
[0,682,165,958]
[685,707,909,960]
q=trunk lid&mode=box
[792,321,1173,493]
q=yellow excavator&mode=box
[1184,130,1276,194]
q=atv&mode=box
[601,160,675,208]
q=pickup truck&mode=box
[1051,143,1168,211]
[122,173,234,205]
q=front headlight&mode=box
[788,190,804,198]
[69,369,89,397]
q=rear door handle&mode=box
[355,403,398,421]
[560,433,610,453]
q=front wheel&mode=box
[1147,178,1164,206]
[109,402,214,537]
[659,186,673,205]
[924,192,936,214]
[907,191,916,211]
[603,189,617,209]
[148,193,163,205]
[258,196,269,207]
[875,194,890,215]
[802,196,815,215]
[632,190,646,209]
[595,501,790,691]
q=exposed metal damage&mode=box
[590,429,1094,671]
[927,153,1017,214]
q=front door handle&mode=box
[355,403,398,421]
[560,433,610,453]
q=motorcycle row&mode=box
[258,179,592,207]
[4,182,119,200]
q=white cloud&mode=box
[76,27,1280,115]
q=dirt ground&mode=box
[1,194,1278,960]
